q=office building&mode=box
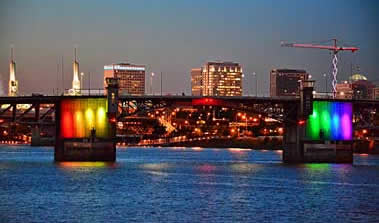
[191,61,243,96]
[270,69,309,97]
[191,68,202,96]
[336,82,353,99]
[104,63,146,95]
[336,74,376,99]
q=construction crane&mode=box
[281,39,359,98]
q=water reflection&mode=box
[197,164,217,173]
[57,162,116,168]
[229,163,262,174]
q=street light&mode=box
[252,72,257,97]
[241,74,246,96]
[323,73,327,94]
[80,72,84,95]
[151,72,155,95]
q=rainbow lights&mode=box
[306,101,352,141]
[60,98,112,138]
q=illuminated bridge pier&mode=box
[283,81,354,163]
[55,78,118,161]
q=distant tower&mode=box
[71,47,80,95]
[8,46,18,96]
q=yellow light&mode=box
[85,108,95,130]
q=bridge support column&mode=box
[283,122,304,163]
[31,125,41,146]
[54,78,119,162]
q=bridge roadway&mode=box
[0,94,377,162]
[0,94,377,105]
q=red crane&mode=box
[281,39,359,98]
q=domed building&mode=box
[350,74,375,99]
[349,74,368,82]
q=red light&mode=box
[298,120,306,126]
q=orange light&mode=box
[362,129,368,134]
[237,112,241,117]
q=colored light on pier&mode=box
[306,101,352,140]
[60,98,112,138]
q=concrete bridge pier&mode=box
[31,125,40,146]
[283,80,353,163]
[283,122,303,163]
[54,78,119,162]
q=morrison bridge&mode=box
[0,79,377,163]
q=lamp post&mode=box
[80,72,84,95]
[253,72,257,97]
[242,74,245,96]
[243,115,248,132]
[150,72,154,95]
[323,73,327,94]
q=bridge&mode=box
[0,80,377,163]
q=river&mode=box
[0,146,378,222]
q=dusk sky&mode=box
[0,0,378,95]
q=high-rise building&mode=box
[191,61,243,96]
[191,68,202,96]
[8,47,18,96]
[104,63,145,95]
[270,69,309,97]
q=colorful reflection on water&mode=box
[57,162,116,168]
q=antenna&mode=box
[74,47,77,61]
[10,44,14,61]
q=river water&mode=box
[0,146,378,223]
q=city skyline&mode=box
[0,0,378,95]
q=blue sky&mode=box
[0,0,378,95]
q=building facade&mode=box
[336,74,376,99]
[104,63,145,95]
[373,87,379,100]
[270,69,309,97]
[336,82,353,99]
[191,61,243,96]
[191,68,202,96]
